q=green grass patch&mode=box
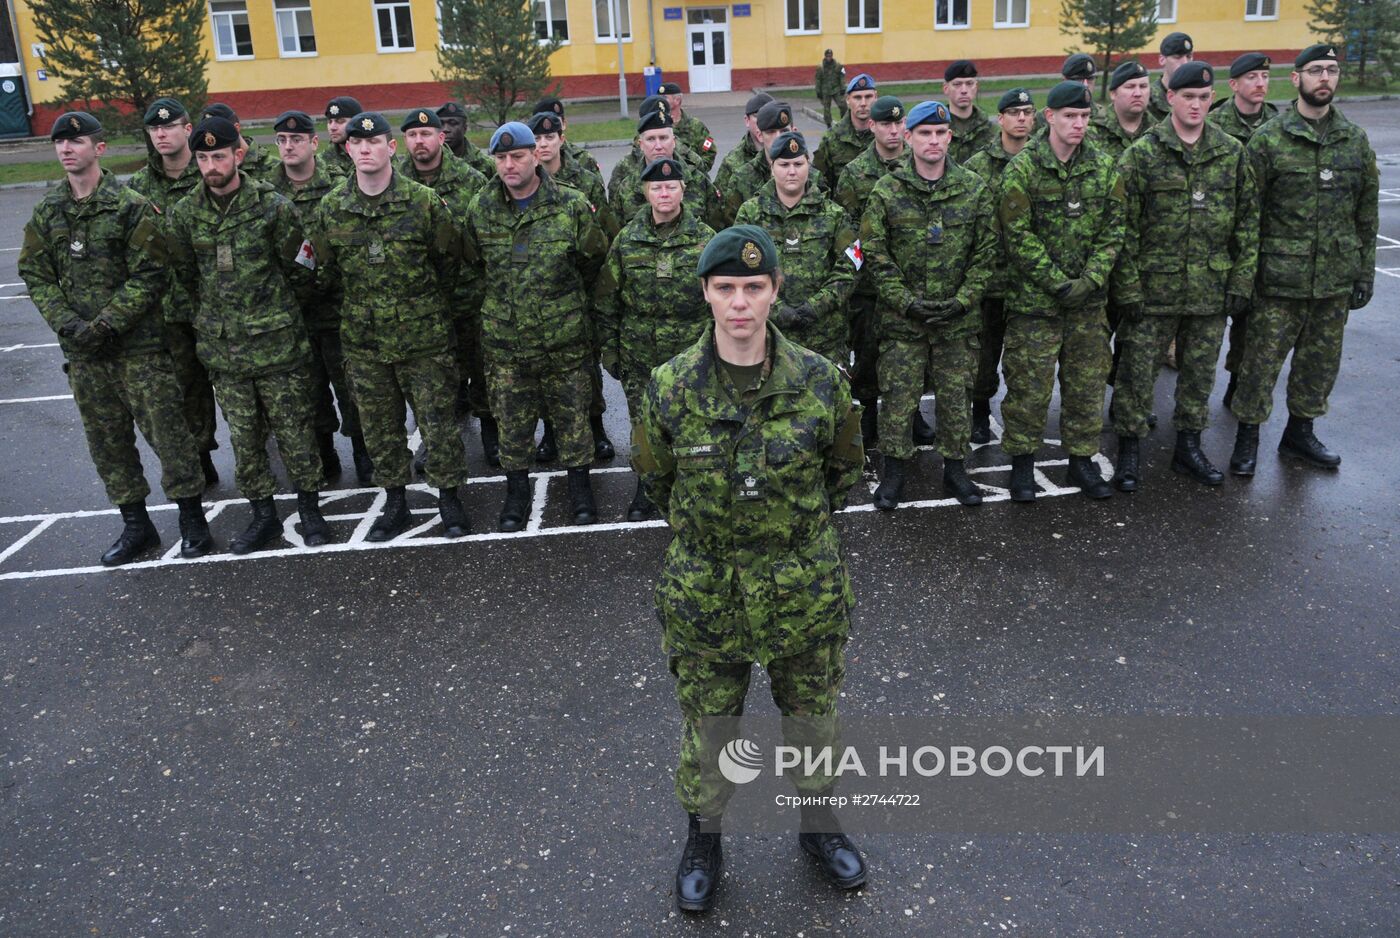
[466,116,639,146]
[0,155,145,186]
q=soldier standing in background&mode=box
[813,73,878,192]
[943,60,997,166]
[200,103,280,181]
[436,101,499,179]
[322,96,362,179]
[610,102,722,232]
[661,82,717,173]
[1060,54,1107,122]
[814,49,847,128]
[1092,61,1153,160]
[720,100,809,226]
[715,92,773,197]
[1149,32,1195,123]
[533,97,604,178]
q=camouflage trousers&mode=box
[1113,314,1226,438]
[212,368,324,499]
[848,292,880,406]
[451,309,492,420]
[489,349,594,471]
[67,352,204,506]
[671,640,846,816]
[1223,304,1251,375]
[878,332,975,460]
[345,351,470,489]
[1230,295,1349,425]
[818,95,848,129]
[1001,308,1111,457]
[307,328,360,439]
[973,296,1007,403]
[164,321,218,453]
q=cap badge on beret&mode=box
[157,107,170,121]
[418,111,429,123]
[1327,47,1335,58]
[741,242,761,269]
[360,117,374,131]
[1184,39,1192,52]
[329,105,340,116]
[787,138,799,153]
[501,132,513,148]
[203,131,216,147]
[1018,92,1028,102]
[892,105,902,118]
[69,116,79,131]
[661,162,672,176]
[778,111,789,126]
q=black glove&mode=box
[1225,293,1252,317]
[919,298,965,326]
[59,317,115,351]
[1350,280,1374,310]
[1054,278,1097,308]
[774,303,816,330]
[1115,302,1145,325]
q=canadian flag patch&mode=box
[845,239,863,270]
[702,137,714,151]
[295,238,316,270]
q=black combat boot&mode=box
[566,466,597,525]
[1279,415,1341,469]
[1230,423,1260,477]
[438,486,470,538]
[1009,453,1037,503]
[859,401,879,448]
[535,420,559,464]
[366,486,410,542]
[101,502,160,566]
[175,496,214,559]
[590,414,615,461]
[1113,435,1140,492]
[872,454,908,510]
[199,451,219,487]
[1170,430,1224,485]
[412,447,427,478]
[498,470,532,532]
[351,433,374,486]
[229,497,282,555]
[479,415,501,468]
[296,490,332,546]
[626,478,655,522]
[971,399,992,445]
[676,813,722,913]
[1222,374,1238,409]
[318,432,342,482]
[798,802,868,889]
[911,409,936,445]
[942,458,982,506]
[1067,455,1112,499]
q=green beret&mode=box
[1046,81,1094,110]
[1160,31,1193,56]
[1229,52,1271,79]
[1168,61,1214,90]
[755,101,793,132]
[870,96,905,123]
[527,111,562,136]
[745,92,774,116]
[345,112,392,138]
[641,157,685,182]
[143,97,187,126]
[400,108,443,131]
[638,105,673,133]
[202,102,238,123]
[768,131,809,161]
[997,88,1034,112]
[437,101,469,120]
[697,225,778,278]
[1109,60,1149,91]
[1295,43,1340,69]
[272,110,316,135]
[658,81,683,95]
[943,59,977,82]
[1062,53,1096,81]
[190,117,240,152]
[325,96,363,119]
[50,111,102,141]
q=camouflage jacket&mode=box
[20,170,168,360]
[1114,120,1259,316]
[609,145,723,231]
[674,113,717,172]
[834,143,903,302]
[1147,77,1172,124]
[311,171,463,362]
[399,150,488,221]
[715,133,760,198]
[1089,108,1152,162]
[127,151,203,325]
[719,148,826,227]
[1209,98,1280,144]
[165,174,314,379]
[949,105,998,166]
[634,322,863,665]
[269,158,343,332]
[464,168,609,361]
[593,204,715,380]
[734,179,858,360]
[239,134,281,182]
[564,139,603,178]
[812,115,873,193]
[550,151,619,240]
[860,158,997,342]
[998,134,1127,316]
[1249,103,1379,299]
[962,138,1020,299]
[323,144,356,180]
[449,138,498,179]
[815,59,846,97]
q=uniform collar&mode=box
[683,322,808,421]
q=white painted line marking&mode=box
[0,517,55,565]
[0,342,59,352]
[0,294,32,300]
[0,393,72,404]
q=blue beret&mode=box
[905,100,950,129]
[845,73,876,94]
[489,121,535,153]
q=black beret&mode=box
[400,108,443,131]
[1046,80,1094,110]
[755,101,793,132]
[1229,52,1271,78]
[640,94,667,116]
[202,102,238,123]
[345,112,392,138]
[1062,53,1096,81]
[533,96,565,117]
[745,92,774,116]
[436,101,468,120]
[870,96,905,122]
[190,117,240,152]
[1295,43,1340,69]
[272,110,316,134]
[1167,61,1214,90]
[658,81,683,95]
[997,88,1034,112]
[527,111,562,136]
[143,97,187,126]
[640,157,685,183]
[637,105,673,133]
[325,96,363,119]
[1109,60,1149,91]
[50,111,102,141]
[697,225,778,277]
[944,59,977,82]
[1160,31,1193,56]
[768,130,809,161]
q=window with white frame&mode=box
[787,0,819,33]
[535,0,569,40]
[847,0,879,31]
[374,0,415,51]
[1157,0,1177,23]
[936,0,969,29]
[210,0,253,59]
[594,0,631,41]
[274,0,316,55]
[994,0,1027,27]
[1245,0,1278,19]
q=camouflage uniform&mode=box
[564,139,603,178]
[464,168,610,471]
[949,105,998,166]
[323,143,356,180]
[1231,104,1379,425]
[238,134,281,182]
[714,133,760,198]
[673,112,717,172]
[165,173,324,498]
[1147,77,1172,124]
[608,145,722,230]
[127,151,219,455]
[962,139,1018,405]
[448,137,498,179]
[811,115,872,194]
[19,171,204,505]
[998,134,1126,457]
[861,159,997,459]
[814,58,848,127]
[1088,108,1152,161]
[835,143,903,408]
[593,204,715,419]
[734,179,858,366]
[1112,121,1259,438]
[720,147,826,228]
[311,171,471,489]
[633,323,864,814]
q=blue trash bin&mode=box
[643,66,663,98]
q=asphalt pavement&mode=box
[2,99,1399,936]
